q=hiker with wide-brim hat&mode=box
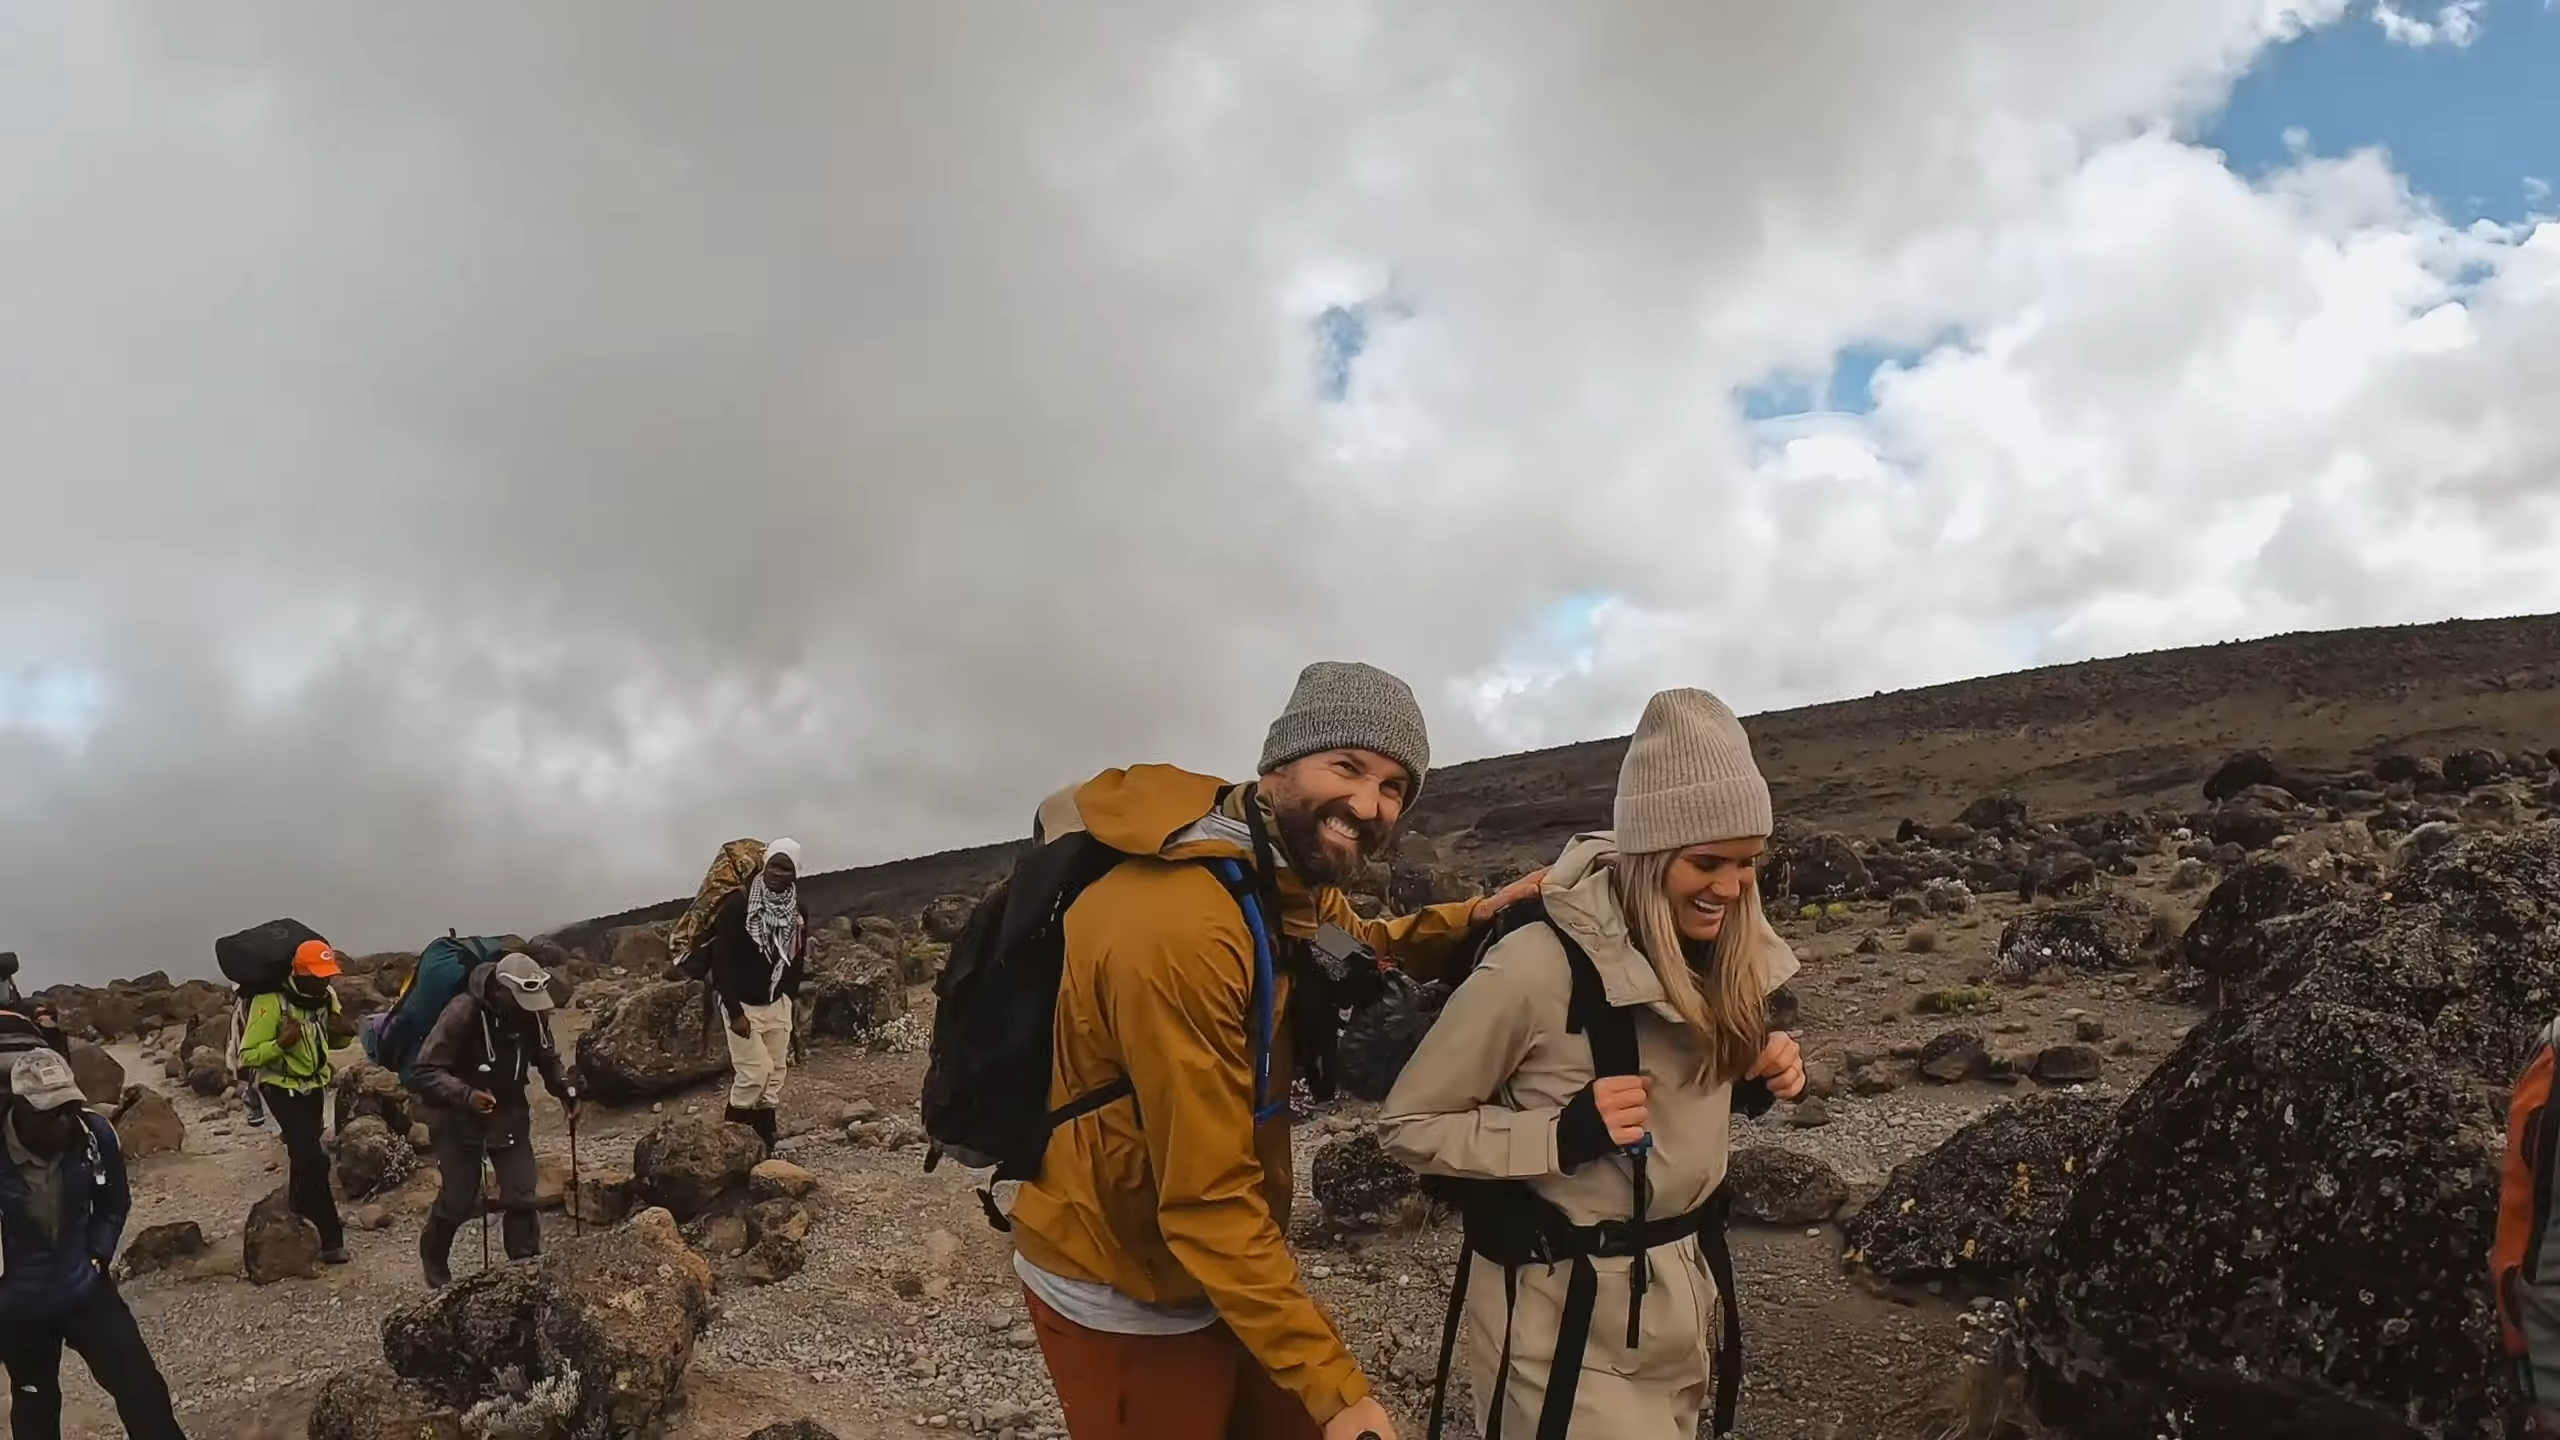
[1379,687,1807,1439]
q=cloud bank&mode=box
[1,1,2553,977]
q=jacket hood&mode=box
[1538,830,1799,1020]
[1058,765,1245,862]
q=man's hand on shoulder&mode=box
[1470,869,1548,926]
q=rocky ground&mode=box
[41,828,2228,1439]
[22,612,2560,1439]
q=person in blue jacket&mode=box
[0,1047,185,1440]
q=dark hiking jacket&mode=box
[0,1110,127,1323]
[410,963,568,1145]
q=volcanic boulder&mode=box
[332,1115,420,1201]
[307,1367,465,1440]
[118,1221,209,1278]
[336,1061,419,1137]
[1725,1146,1850,1225]
[244,1184,322,1285]
[573,980,730,1103]
[1310,1131,1419,1229]
[1841,1092,2114,1288]
[1778,832,1872,902]
[110,1085,186,1159]
[629,1114,765,1222]
[800,944,905,1045]
[2180,856,2343,994]
[382,1207,715,1440]
[2017,823,2560,1439]
[65,1040,124,1106]
[1992,893,2159,982]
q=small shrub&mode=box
[1799,904,1824,922]
[1904,925,1941,954]
[1915,985,1997,1016]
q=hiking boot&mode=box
[419,1220,456,1289]
[320,1247,350,1266]
[723,1105,757,1133]
[751,1107,779,1154]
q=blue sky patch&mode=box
[1734,329,1968,423]
[0,664,105,748]
[2205,0,2558,223]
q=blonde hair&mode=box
[1610,848,1769,1084]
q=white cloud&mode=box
[3,0,2554,975]
[2372,0,2486,45]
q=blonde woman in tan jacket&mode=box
[1379,688,1805,1439]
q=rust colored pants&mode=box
[1023,1287,1322,1440]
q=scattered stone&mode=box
[1993,893,2159,982]
[630,1114,765,1221]
[1921,877,1978,917]
[920,895,979,944]
[66,1039,124,1106]
[1842,1092,2115,1287]
[353,1204,394,1232]
[1956,793,2029,836]
[2074,1016,2109,1043]
[382,1207,715,1439]
[742,1198,818,1284]
[567,1170,636,1228]
[693,1214,751,1259]
[1310,1131,1418,1229]
[243,1184,322,1286]
[1726,1146,1850,1225]
[801,946,907,1045]
[306,1366,465,1440]
[1786,1097,1833,1129]
[2181,856,2343,995]
[574,980,732,1102]
[1918,1030,1990,1084]
[110,1085,186,1158]
[749,1158,821,1202]
[746,1424,842,1440]
[1847,1059,1911,1096]
[2030,1044,2105,1085]
[118,1221,208,1278]
[331,1115,420,1200]
[1779,832,1872,901]
[1855,933,1886,956]
[335,1062,418,1137]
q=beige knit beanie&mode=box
[1613,687,1772,853]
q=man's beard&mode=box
[1271,796,1389,888]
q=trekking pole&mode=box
[566,1101,584,1239]
[478,1135,493,1273]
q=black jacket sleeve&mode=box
[705,891,753,1021]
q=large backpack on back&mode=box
[2498,1015,2560,1417]
[920,815,1282,1231]
[669,839,768,971]
[215,917,323,996]
[365,932,512,1086]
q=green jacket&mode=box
[238,989,340,1092]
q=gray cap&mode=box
[491,953,556,1012]
[9,1047,85,1111]
[1257,661,1431,795]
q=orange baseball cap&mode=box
[292,940,342,978]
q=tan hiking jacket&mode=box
[1377,831,1798,1435]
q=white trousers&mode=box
[725,997,793,1110]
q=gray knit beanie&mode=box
[1614,687,1772,853]
[1257,661,1431,793]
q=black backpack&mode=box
[215,917,323,996]
[1419,899,1761,1440]
[920,819,1284,1231]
